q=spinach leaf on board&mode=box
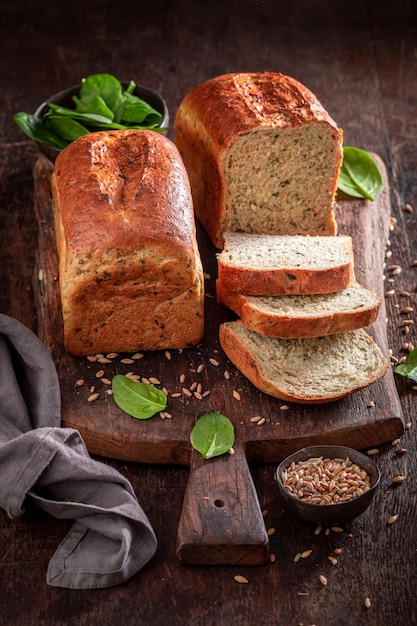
[395,347,417,384]
[13,72,165,149]
[112,374,167,419]
[190,413,235,459]
[337,146,383,201]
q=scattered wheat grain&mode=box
[234,575,248,584]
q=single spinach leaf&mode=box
[45,116,90,142]
[190,413,235,459]
[120,91,162,125]
[337,146,383,201]
[73,94,115,121]
[13,112,68,149]
[112,374,167,419]
[395,347,417,384]
[45,103,114,125]
[79,73,123,111]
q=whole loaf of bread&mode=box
[51,129,204,357]
[175,72,344,249]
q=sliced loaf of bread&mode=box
[219,320,387,403]
[174,72,343,249]
[216,280,381,338]
[217,232,354,295]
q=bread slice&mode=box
[217,232,354,295]
[219,321,388,403]
[216,280,381,338]
[174,72,343,248]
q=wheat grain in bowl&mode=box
[276,445,380,525]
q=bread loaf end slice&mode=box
[219,321,388,403]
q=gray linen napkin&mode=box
[0,313,157,589]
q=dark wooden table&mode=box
[1,1,417,624]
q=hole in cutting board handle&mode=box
[176,442,270,565]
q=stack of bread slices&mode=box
[216,232,387,404]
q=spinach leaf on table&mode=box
[395,347,417,384]
[337,146,383,201]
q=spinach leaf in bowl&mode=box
[13,72,165,150]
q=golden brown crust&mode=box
[52,129,204,356]
[175,72,343,248]
[217,264,353,296]
[216,234,354,296]
[216,280,381,338]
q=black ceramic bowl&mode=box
[33,82,169,162]
[276,445,380,526]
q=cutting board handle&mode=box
[176,441,270,565]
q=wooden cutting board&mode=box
[32,153,403,566]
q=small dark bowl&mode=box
[34,82,169,162]
[276,445,380,526]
